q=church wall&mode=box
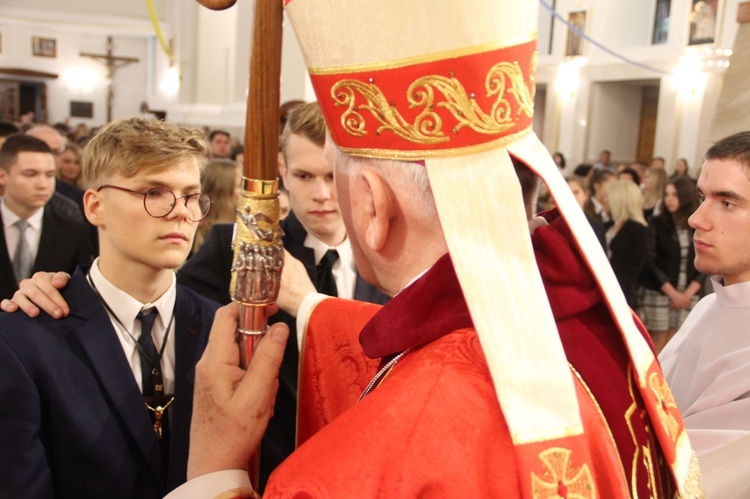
[534,0,741,174]
[1,0,745,161]
[587,82,643,164]
[0,6,173,126]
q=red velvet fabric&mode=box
[292,210,674,496]
[296,299,380,446]
[276,329,627,497]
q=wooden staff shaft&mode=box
[244,0,283,180]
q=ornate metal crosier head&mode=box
[194,0,285,348]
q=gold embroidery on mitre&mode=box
[648,372,681,443]
[330,55,535,145]
[531,448,596,498]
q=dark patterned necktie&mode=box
[137,309,159,396]
[316,249,339,296]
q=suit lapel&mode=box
[0,212,17,296]
[283,211,317,280]
[167,289,204,486]
[68,270,165,485]
[34,209,61,272]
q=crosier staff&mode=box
[196,0,284,490]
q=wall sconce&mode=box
[671,55,708,98]
[555,60,582,99]
[62,67,100,93]
[159,65,180,97]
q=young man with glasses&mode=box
[0,117,219,498]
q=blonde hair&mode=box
[608,179,646,226]
[82,117,210,188]
[642,167,667,209]
[58,142,83,187]
[193,159,240,251]
[279,101,326,157]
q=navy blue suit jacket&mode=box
[0,268,218,498]
[178,212,389,490]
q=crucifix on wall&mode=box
[81,36,139,123]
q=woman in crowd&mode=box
[567,175,606,248]
[57,143,83,187]
[671,157,691,179]
[606,179,650,310]
[642,167,667,218]
[617,166,641,186]
[192,159,242,254]
[552,151,566,171]
[583,168,616,226]
[639,176,703,351]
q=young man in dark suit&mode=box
[0,118,218,498]
[0,135,95,300]
[2,103,390,492]
[177,102,389,490]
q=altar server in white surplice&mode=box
[660,131,750,499]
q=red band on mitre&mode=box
[310,39,538,159]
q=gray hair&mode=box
[325,140,439,223]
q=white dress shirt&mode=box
[303,232,357,300]
[88,258,177,395]
[2,201,44,268]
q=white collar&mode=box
[304,232,355,271]
[1,201,44,230]
[710,276,750,309]
[88,257,177,331]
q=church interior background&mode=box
[1,0,748,175]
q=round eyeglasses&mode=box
[97,185,212,222]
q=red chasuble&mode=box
[284,210,674,497]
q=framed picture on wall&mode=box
[565,11,587,56]
[32,36,57,58]
[70,101,94,119]
[689,0,719,45]
[652,0,672,44]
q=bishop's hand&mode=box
[188,303,289,479]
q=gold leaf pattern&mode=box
[648,372,681,443]
[531,448,596,498]
[330,53,536,145]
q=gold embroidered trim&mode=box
[307,33,538,75]
[648,371,681,443]
[331,56,535,146]
[676,453,705,498]
[213,487,259,499]
[531,447,596,498]
[336,126,532,160]
[626,367,660,498]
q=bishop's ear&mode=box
[360,168,394,251]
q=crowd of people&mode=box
[554,152,704,352]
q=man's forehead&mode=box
[14,151,55,169]
[700,158,750,190]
